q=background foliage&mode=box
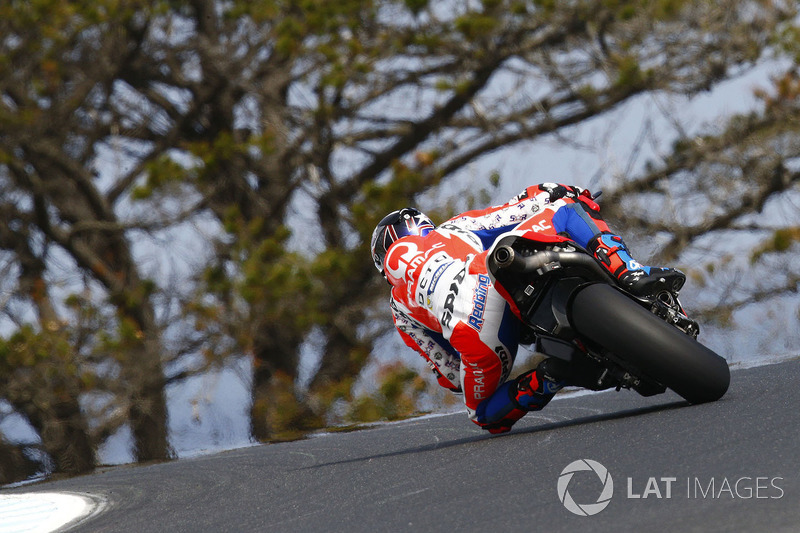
[0,0,798,483]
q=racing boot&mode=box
[475,364,565,434]
[587,233,685,297]
[513,362,565,409]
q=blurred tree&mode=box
[0,0,794,481]
[0,0,173,474]
[0,436,40,486]
[346,362,428,423]
[600,64,800,329]
[159,0,792,440]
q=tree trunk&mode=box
[118,298,171,462]
[0,441,41,485]
[249,325,321,441]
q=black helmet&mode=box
[370,208,435,275]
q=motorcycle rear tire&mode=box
[569,283,730,404]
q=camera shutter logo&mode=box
[557,459,614,516]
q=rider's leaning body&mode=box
[371,183,685,433]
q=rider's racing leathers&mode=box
[385,183,617,431]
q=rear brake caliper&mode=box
[649,291,700,339]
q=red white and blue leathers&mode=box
[384,183,613,428]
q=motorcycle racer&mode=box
[371,183,685,433]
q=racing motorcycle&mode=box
[486,229,730,405]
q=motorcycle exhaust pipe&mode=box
[492,245,617,283]
[492,245,559,272]
[493,245,516,268]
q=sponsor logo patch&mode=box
[468,274,491,331]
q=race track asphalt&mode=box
[7,358,800,533]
